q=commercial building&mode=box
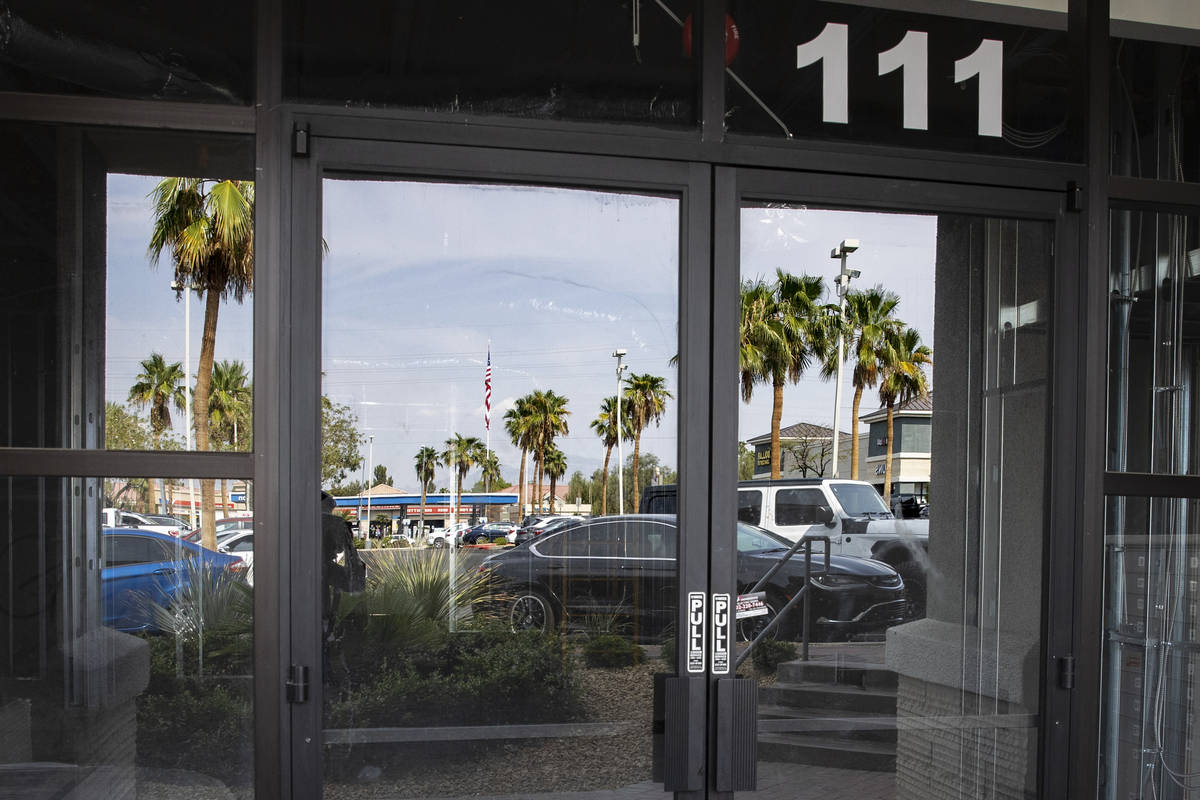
[2,2,1198,798]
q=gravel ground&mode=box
[323,658,660,799]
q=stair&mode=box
[757,645,898,772]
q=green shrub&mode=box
[326,630,579,728]
[352,536,367,549]
[136,676,252,781]
[582,634,645,668]
[492,536,508,545]
[750,639,798,673]
[391,537,411,548]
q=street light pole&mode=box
[829,239,861,479]
[613,349,628,514]
[171,280,197,530]
[365,434,374,540]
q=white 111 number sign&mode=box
[795,22,1003,137]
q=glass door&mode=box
[286,136,712,798]
[713,168,1072,799]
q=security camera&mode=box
[849,269,862,279]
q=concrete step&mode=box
[757,732,897,772]
[757,705,898,743]
[777,660,898,690]
[759,683,898,716]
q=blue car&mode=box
[101,527,247,632]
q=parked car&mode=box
[463,522,517,545]
[427,522,471,548]
[513,515,583,545]
[101,507,186,537]
[217,529,256,586]
[182,515,254,543]
[641,479,930,616]
[102,527,247,633]
[478,515,908,642]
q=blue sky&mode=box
[105,174,935,491]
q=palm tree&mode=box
[208,360,252,450]
[504,397,537,516]
[527,390,570,513]
[739,271,827,479]
[589,395,631,516]
[478,451,502,492]
[821,287,901,479]
[623,373,671,512]
[543,445,567,515]
[878,326,932,505]
[440,433,486,516]
[128,352,186,448]
[414,446,439,534]
[128,352,186,517]
[148,177,254,551]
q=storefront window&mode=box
[734,205,1050,798]
[0,1,253,103]
[724,1,1077,161]
[1101,494,1200,800]
[319,178,680,795]
[1107,209,1200,474]
[285,0,697,127]
[0,474,255,795]
[0,122,255,455]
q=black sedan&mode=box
[477,515,908,642]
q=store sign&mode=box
[736,592,769,620]
[727,6,1075,161]
[797,23,1002,136]
[711,593,731,675]
[687,592,706,674]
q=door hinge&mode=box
[1058,655,1075,690]
[293,124,310,158]
[1066,181,1083,213]
[287,664,310,703]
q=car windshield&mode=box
[829,483,893,518]
[735,522,792,554]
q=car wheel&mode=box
[432,537,444,549]
[510,591,555,633]
[736,596,781,643]
[895,561,927,619]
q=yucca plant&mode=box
[135,555,253,677]
[330,549,494,679]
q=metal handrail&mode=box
[735,536,831,668]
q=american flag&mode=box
[484,349,492,432]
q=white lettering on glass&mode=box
[954,39,1004,137]
[877,30,928,130]
[795,22,849,124]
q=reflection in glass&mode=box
[0,475,255,795]
[1112,38,1200,182]
[735,207,1050,798]
[285,1,695,126]
[0,123,255,466]
[1108,210,1200,475]
[1102,496,1200,800]
[0,1,253,102]
[320,179,679,796]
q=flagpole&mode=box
[484,342,492,493]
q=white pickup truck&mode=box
[101,507,186,537]
[641,478,931,613]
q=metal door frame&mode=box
[280,124,715,798]
[708,166,1081,800]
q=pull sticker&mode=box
[687,592,706,673]
[712,593,731,675]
